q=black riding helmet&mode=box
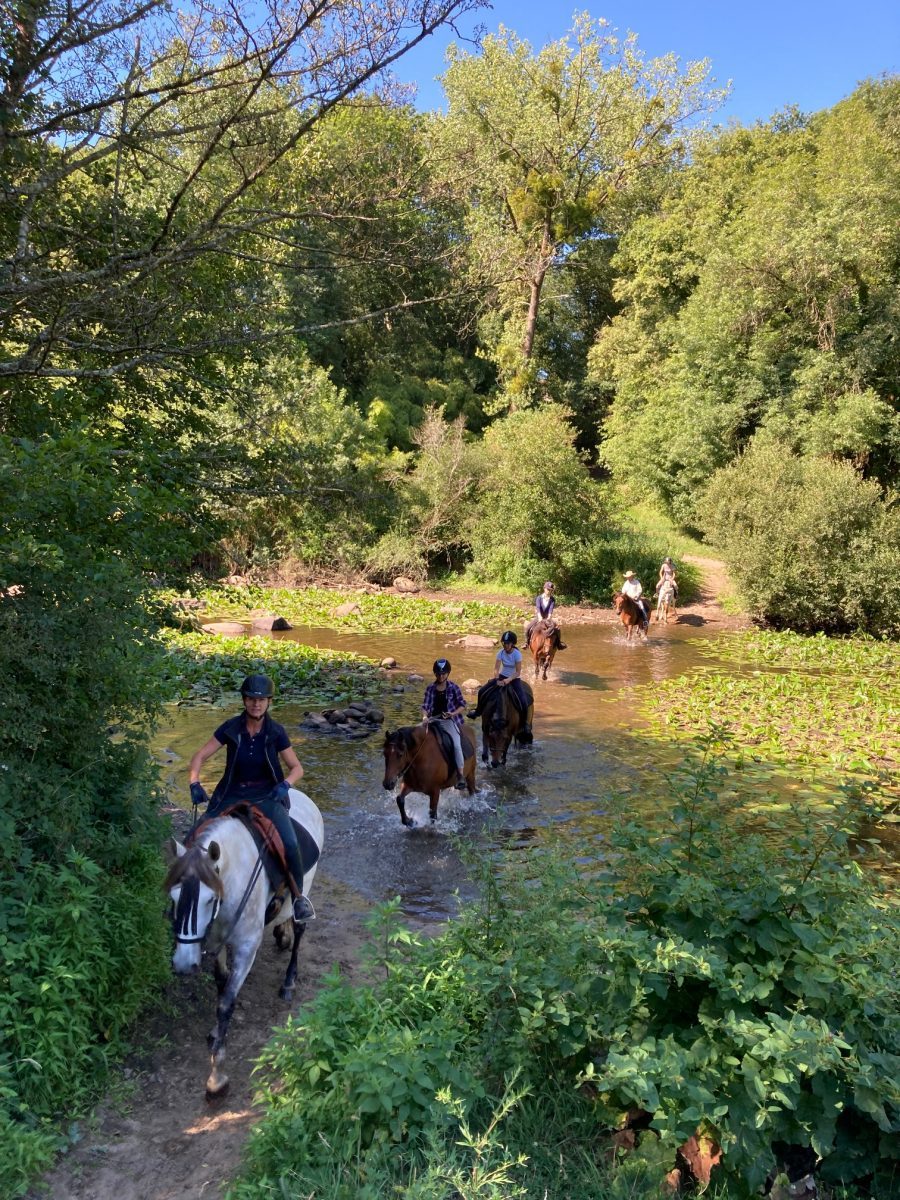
[433,658,451,675]
[500,630,518,646]
[240,673,275,698]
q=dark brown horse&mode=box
[479,680,535,768]
[613,591,649,642]
[529,620,561,680]
[382,723,477,827]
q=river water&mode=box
[154,619,748,921]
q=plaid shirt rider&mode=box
[422,680,466,729]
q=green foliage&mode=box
[366,407,483,581]
[171,583,525,635]
[596,80,900,527]
[0,427,180,1191]
[698,440,900,635]
[229,740,899,1199]
[466,405,610,591]
[436,15,722,392]
[157,631,384,705]
[209,352,389,571]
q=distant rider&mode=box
[622,571,650,626]
[525,581,567,650]
[657,556,678,596]
[421,658,468,791]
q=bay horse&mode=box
[382,722,477,827]
[613,591,649,642]
[529,619,561,680]
[164,789,324,1098]
[479,680,535,768]
[655,579,677,623]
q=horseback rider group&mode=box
[185,563,679,905]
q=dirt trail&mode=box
[28,874,377,1200]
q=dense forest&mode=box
[1,0,898,1193]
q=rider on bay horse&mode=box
[421,658,469,791]
[622,570,651,626]
[525,581,567,650]
[469,631,534,737]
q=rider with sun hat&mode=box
[622,570,650,625]
[188,674,315,922]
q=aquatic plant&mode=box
[156,631,384,706]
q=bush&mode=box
[230,739,899,1199]
[699,440,900,636]
[0,429,176,1194]
[466,406,610,591]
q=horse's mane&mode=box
[163,841,225,897]
[384,725,420,753]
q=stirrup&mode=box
[454,774,467,791]
[293,895,316,922]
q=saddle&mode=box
[429,722,473,773]
[190,802,321,902]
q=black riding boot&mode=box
[258,796,316,922]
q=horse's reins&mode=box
[172,843,266,957]
[391,726,434,784]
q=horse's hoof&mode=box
[206,1078,230,1101]
[279,984,294,1002]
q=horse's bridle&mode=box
[172,875,221,945]
[387,728,430,785]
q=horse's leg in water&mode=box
[279,921,306,1002]
[206,935,262,1099]
[396,786,414,828]
[429,788,440,823]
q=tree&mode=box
[0,0,483,384]
[595,80,900,523]
[434,14,722,402]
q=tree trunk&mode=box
[521,223,554,360]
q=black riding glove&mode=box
[189,781,209,807]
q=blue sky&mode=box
[395,1,899,125]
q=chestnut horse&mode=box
[382,723,477,826]
[479,680,535,767]
[655,579,677,623]
[530,620,561,680]
[613,591,649,642]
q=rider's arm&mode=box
[189,736,224,785]
[280,745,303,785]
[493,654,502,680]
[421,685,434,721]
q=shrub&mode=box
[230,739,899,1198]
[699,440,899,635]
[466,406,610,590]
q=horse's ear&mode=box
[207,841,221,863]
[163,837,185,864]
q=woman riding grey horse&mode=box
[188,674,315,922]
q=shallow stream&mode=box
[153,619,752,920]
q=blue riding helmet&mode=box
[241,673,274,698]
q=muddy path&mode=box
[28,871,379,1200]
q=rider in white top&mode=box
[622,571,649,623]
